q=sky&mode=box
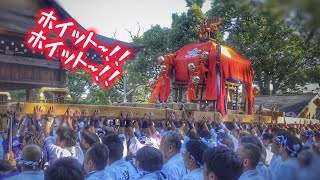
[58,0,212,42]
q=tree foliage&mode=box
[207,0,317,95]
[63,0,319,104]
[186,0,205,8]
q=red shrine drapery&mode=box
[149,41,254,115]
[216,45,254,115]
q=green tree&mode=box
[169,4,206,51]
[207,0,310,95]
[186,0,205,8]
[124,25,170,102]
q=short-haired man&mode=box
[203,146,243,180]
[84,143,110,180]
[7,145,44,180]
[43,107,84,165]
[45,127,84,165]
[81,131,100,152]
[45,157,84,180]
[160,131,186,180]
[102,134,137,179]
[237,143,266,180]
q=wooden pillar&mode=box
[26,89,35,102]
[236,86,239,110]
[59,69,67,88]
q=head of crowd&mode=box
[0,106,320,180]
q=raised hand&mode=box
[47,107,56,118]
[82,109,89,121]
[34,105,44,121]
[127,111,133,119]
[64,107,73,119]
[92,109,100,120]
[73,109,81,119]
[149,112,156,122]
[120,111,127,121]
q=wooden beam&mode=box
[192,111,272,123]
[0,54,61,69]
[17,103,169,119]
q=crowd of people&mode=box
[0,105,319,180]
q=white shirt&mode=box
[162,153,187,180]
[256,162,271,180]
[118,134,128,159]
[133,171,166,180]
[239,169,266,180]
[105,159,138,180]
[181,168,203,180]
[269,155,283,180]
[45,136,84,165]
[129,136,159,156]
[265,144,274,166]
[273,158,299,180]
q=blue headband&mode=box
[302,130,313,138]
[17,152,44,169]
[276,135,285,145]
[283,138,301,157]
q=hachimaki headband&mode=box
[201,138,216,148]
[17,152,44,169]
[276,135,301,157]
[181,147,203,167]
[217,138,227,147]
[302,130,313,139]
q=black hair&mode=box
[0,160,14,172]
[136,146,163,172]
[203,146,243,180]
[288,127,298,136]
[102,134,124,161]
[162,131,182,150]
[56,127,78,147]
[218,133,234,150]
[81,131,100,147]
[271,127,280,134]
[87,144,109,171]
[274,130,291,138]
[198,130,212,139]
[240,143,261,168]
[262,133,273,142]
[23,131,44,148]
[283,134,303,157]
[240,135,263,152]
[45,157,84,180]
[187,130,200,140]
[186,140,208,166]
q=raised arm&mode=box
[44,107,56,138]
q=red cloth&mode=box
[216,45,254,115]
[195,58,208,83]
[159,74,171,102]
[187,84,197,102]
[167,41,254,115]
[158,54,175,102]
[149,73,166,103]
[174,42,213,81]
[205,42,218,100]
